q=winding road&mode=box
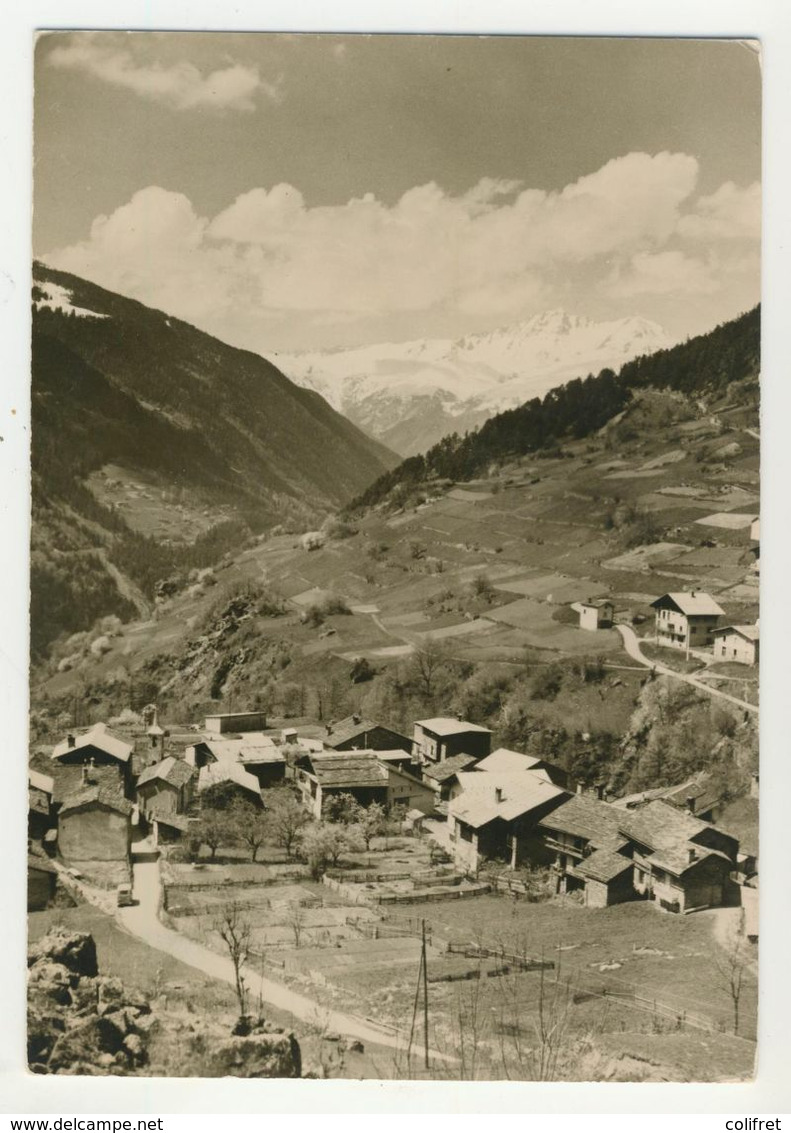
[615,624,758,714]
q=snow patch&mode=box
[34,282,108,320]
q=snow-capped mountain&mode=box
[273,311,672,456]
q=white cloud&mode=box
[603,251,721,298]
[677,181,761,242]
[43,152,760,349]
[48,37,278,112]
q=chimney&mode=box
[596,784,605,801]
[688,847,697,864]
[495,787,504,803]
[686,795,696,814]
[81,762,88,785]
[326,724,333,736]
[67,733,76,749]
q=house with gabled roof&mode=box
[712,624,759,666]
[448,771,569,872]
[295,750,389,819]
[535,792,630,899]
[422,753,479,804]
[51,723,135,796]
[136,756,195,815]
[323,714,412,754]
[185,733,286,789]
[651,591,725,650]
[618,799,739,913]
[57,787,134,864]
[475,747,569,788]
[412,717,492,766]
[197,760,263,808]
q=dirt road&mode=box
[118,859,451,1062]
[615,624,758,714]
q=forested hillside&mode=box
[348,307,760,513]
[31,264,397,656]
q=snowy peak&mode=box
[274,310,672,456]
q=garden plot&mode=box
[485,599,622,654]
[494,572,605,603]
[419,618,496,642]
[695,512,756,530]
[603,542,689,572]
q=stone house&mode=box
[422,753,479,804]
[57,787,134,864]
[203,711,268,735]
[295,750,389,820]
[51,723,134,797]
[619,800,739,913]
[136,756,195,815]
[650,591,725,650]
[385,763,436,815]
[186,734,286,790]
[535,792,631,899]
[412,717,492,766]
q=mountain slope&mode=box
[31,263,398,655]
[347,306,760,513]
[275,311,671,455]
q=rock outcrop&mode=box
[28,926,303,1078]
[28,929,151,1075]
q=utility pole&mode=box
[422,918,430,1071]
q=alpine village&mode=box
[28,265,760,1082]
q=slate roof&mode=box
[647,844,732,877]
[136,757,195,790]
[613,771,723,819]
[29,769,54,795]
[307,751,389,790]
[574,848,633,883]
[450,772,567,829]
[650,592,724,617]
[617,799,711,853]
[423,753,479,783]
[194,735,285,766]
[59,786,135,817]
[198,761,262,797]
[475,748,543,775]
[52,723,133,764]
[537,794,625,849]
[415,717,491,737]
[324,716,409,749]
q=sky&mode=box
[34,33,761,352]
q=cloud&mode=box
[603,251,721,298]
[676,181,761,241]
[48,37,278,111]
[43,152,760,349]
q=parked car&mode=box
[116,883,135,907]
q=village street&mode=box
[615,624,758,714]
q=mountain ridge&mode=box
[274,310,672,455]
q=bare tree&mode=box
[287,902,307,949]
[215,901,253,1020]
[229,801,269,862]
[713,916,751,1036]
[410,639,450,700]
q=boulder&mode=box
[28,929,98,979]
[196,1030,301,1078]
[28,960,73,1005]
